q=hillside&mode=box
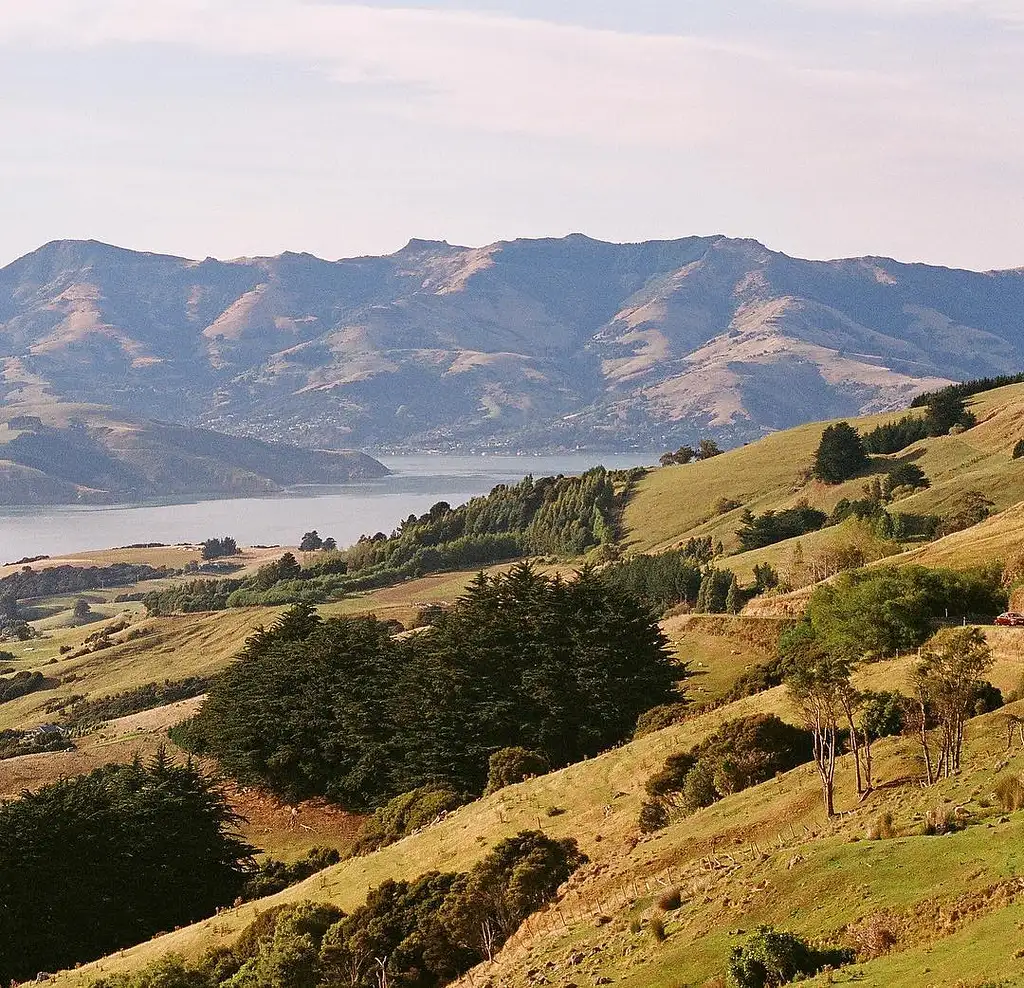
[7,387,1024,987]
[42,641,1024,988]
[4,236,1024,451]
[624,383,1024,580]
[0,403,385,504]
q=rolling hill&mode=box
[4,236,1024,451]
[0,404,386,504]
[5,384,1024,988]
[623,383,1024,580]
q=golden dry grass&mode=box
[52,664,1024,988]
[624,384,1024,567]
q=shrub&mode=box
[646,715,812,819]
[971,680,1004,717]
[860,691,907,739]
[649,913,667,942]
[485,747,551,794]
[438,831,587,957]
[938,490,995,537]
[848,914,899,959]
[801,565,1006,659]
[883,461,929,498]
[656,886,682,911]
[993,775,1024,813]
[638,799,670,833]
[728,926,854,988]
[241,846,341,901]
[353,786,471,855]
[646,752,698,798]
[0,670,56,705]
[635,702,690,738]
[601,549,704,615]
[63,677,211,728]
[923,805,956,835]
[722,657,790,703]
[681,762,719,813]
[867,811,895,840]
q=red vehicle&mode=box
[995,612,1024,627]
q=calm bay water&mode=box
[0,454,655,562]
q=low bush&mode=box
[649,912,667,942]
[923,805,957,835]
[656,886,682,911]
[737,503,828,552]
[62,677,210,727]
[993,774,1024,813]
[100,832,584,988]
[847,913,899,959]
[634,702,690,738]
[638,799,670,833]
[352,786,471,855]
[728,926,854,988]
[0,728,74,761]
[242,846,341,901]
[866,811,895,841]
[645,715,812,822]
[484,746,551,794]
[721,657,791,704]
[0,670,55,705]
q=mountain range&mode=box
[2,235,1023,452]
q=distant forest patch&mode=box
[144,467,643,614]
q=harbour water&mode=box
[0,453,655,561]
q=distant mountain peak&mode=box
[1,234,1022,452]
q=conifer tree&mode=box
[812,422,869,484]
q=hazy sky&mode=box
[1,0,1021,269]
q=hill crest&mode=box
[5,234,1024,450]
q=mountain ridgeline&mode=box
[5,235,1024,452]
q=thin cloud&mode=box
[0,1,1020,268]
[1,0,1014,158]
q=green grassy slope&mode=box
[18,386,1024,988]
[47,633,1024,988]
[623,384,1024,578]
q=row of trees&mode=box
[787,626,996,815]
[813,384,977,486]
[176,565,680,808]
[146,469,638,614]
[0,562,167,604]
[782,564,1005,815]
[200,537,238,560]
[659,439,724,466]
[299,531,338,551]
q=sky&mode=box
[0,0,1021,270]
